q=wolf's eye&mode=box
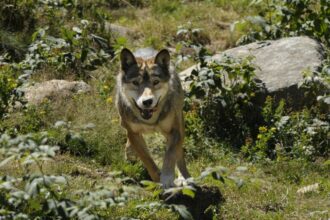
[132,80,139,86]
[153,80,160,86]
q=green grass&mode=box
[111,1,254,51]
[1,148,328,219]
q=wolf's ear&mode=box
[155,49,170,69]
[120,48,137,72]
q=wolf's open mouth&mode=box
[133,98,160,120]
[140,109,155,120]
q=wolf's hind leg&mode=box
[127,132,160,182]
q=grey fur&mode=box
[115,48,190,188]
[116,48,183,125]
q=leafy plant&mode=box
[235,0,330,46]
[0,0,36,32]
[48,120,96,157]
[185,48,264,147]
[175,23,211,47]
[0,65,21,123]
[174,23,211,67]
[19,21,112,79]
[0,133,134,219]
[242,96,329,161]
[230,0,330,161]
[184,46,329,161]
[139,164,245,220]
[299,61,330,111]
[136,201,192,220]
[22,104,52,134]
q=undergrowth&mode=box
[184,46,329,161]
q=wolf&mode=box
[116,47,191,188]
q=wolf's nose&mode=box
[142,99,153,107]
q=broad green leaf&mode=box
[182,188,195,198]
[171,204,193,220]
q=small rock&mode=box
[297,183,319,194]
[104,22,138,38]
[54,120,68,128]
[22,80,90,105]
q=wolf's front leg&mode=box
[161,129,183,188]
[125,139,138,162]
[127,132,160,182]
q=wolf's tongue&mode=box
[141,109,153,120]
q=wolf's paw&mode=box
[174,176,195,187]
[160,173,175,188]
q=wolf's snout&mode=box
[142,99,153,107]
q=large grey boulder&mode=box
[180,37,324,104]
[22,80,90,105]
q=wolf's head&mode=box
[119,48,171,120]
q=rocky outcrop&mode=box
[22,80,90,105]
[179,37,324,105]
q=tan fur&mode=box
[116,48,190,188]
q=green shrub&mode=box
[0,30,27,62]
[47,121,96,157]
[0,100,54,135]
[229,0,330,161]
[120,162,150,182]
[0,133,134,219]
[184,48,329,161]
[0,65,21,123]
[19,22,112,79]
[242,93,329,161]
[184,110,223,161]
[175,23,211,48]
[0,0,36,32]
[22,104,51,133]
[235,0,330,46]
[242,63,330,160]
[185,48,264,147]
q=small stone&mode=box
[22,80,91,105]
